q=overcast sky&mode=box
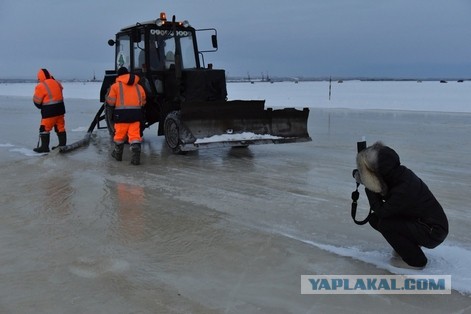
[1,0,470,80]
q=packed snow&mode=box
[194,132,282,144]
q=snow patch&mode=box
[195,132,282,144]
[284,232,471,295]
[72,126,88,132]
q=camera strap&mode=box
[351,183,372,225]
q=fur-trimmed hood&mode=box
[356,142,400,195]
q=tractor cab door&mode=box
[104,29,161,128]
[146,28,199,97]
[114,29,146,74]
[100,33,133,103]
[115,34,131,71]
[147,28,199,72]
[147,28,199,94]
[145,27,200,131]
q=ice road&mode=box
[1,81,471,313]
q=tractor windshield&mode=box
[149,29,197,71]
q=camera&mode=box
[352,140,367,185]
[357,140,366,153]
[350,139,372,225]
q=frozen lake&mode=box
[0,81,470,313]
[1,79,470,113]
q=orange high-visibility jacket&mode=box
[106,74,146,123]
[33,69,65,118]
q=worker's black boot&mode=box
[33,133,50,153]
[111,143,124,161]
[57,131,67,147]
[130,143,141,165]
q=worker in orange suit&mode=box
[106,67,146,165]
[33,68,67,153]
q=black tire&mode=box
[164,111,185,154]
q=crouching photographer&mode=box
[351,141,448,269]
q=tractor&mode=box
[61,13,311,154]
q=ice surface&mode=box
[1,80,470,112]
[9,147,48,157]
[1,82,470,312]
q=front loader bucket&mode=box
[174,100,311,151]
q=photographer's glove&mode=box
[352,169,362,185]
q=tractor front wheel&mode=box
[164,111,185,154]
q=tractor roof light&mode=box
[182,20,190,28]
[156,12,167,26]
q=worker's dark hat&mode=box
[117,67,129,76]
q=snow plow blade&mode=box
[172,100,311,151]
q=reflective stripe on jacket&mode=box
[106,74,146,123]
[33,78,65,118]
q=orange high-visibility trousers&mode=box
[40,115,65,133]
[114,121,142,144]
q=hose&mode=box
[59,104,105,153]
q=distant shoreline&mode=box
[1,77,469,84]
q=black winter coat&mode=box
[357,142,448,245]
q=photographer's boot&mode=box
[390,257,425,270]
[111,143,124,161]
[130,143,141,165]
[33,133,50,153]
